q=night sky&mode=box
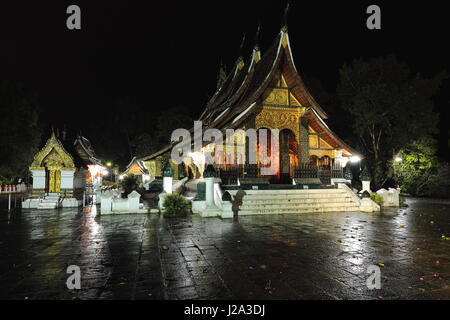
[1,1,449,159]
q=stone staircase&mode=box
[238,188,360,215]
[37,193,60,210]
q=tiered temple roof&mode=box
[142,26,360,161]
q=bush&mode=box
[102,180,118,188]
[120,174,139,197]
[370,193,384,206]
[162,193,190,216]
[394,138,450,198]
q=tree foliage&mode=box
[0,81,42,182]
[394,137,450,197]
[130,105,192,158]
[119,174,139,197]
[337,55,447,186]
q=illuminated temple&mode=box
[141,26,361,186]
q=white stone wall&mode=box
[31,170,46,189]
[60,170,75,189]
[376,188,400,207]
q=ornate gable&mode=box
[30,131,75,170]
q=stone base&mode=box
[22,198,41,209]
[201,204,222,217]
[293,178,322,185]
[221,202,233,218]
[101,208,147,215]
[31,189,45,196]
[239,177,270,185]
[191,201,222,217]
[191,200,205,215]
[61,198,82,208]
[360,198,381,212]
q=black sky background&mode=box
[0,1,449,160]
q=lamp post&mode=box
[106,162,112,182]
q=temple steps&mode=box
[238,206,361,215]
[237,188,360,215]
[37,193,60,209]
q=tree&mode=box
[394,137,449,197]
[0,81,42,182]
[337,55,447,187]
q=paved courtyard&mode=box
[1,197,450,300]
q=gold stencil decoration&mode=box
[30,131,75,170]
[255,107,301,142]
[263,88,289,106]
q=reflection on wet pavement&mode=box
[1,197,450,300]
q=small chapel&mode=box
[23,130,106,209]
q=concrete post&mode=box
[205,176,214,206]
[361,180,371,194]
[200,164,221,217]
[163,177,173,194]
[8,193,11,211]
[162,162,174,194]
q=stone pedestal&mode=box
[202,177,221,217]
[361,180,371,194]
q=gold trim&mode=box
[30,131,75,170]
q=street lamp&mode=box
[106,161,113,181]
[350,156,362,171]
[395,157,403,162]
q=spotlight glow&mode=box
[350,156,361,163]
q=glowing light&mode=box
[119,175,125,180]
[395,157,403,162]
[106,161,112,167]
[350,156,361,163]
[102,170,109,176]
[336,157,349,168]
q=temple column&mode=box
[299,117,309,163]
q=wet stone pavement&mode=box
[1,197,450,300]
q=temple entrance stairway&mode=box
[37,193,60,209]
[237,188,360,215]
